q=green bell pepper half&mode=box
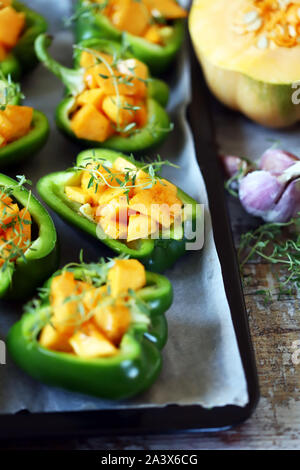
[37,149,201,273]
[0,1,47,80]
[0,174,59,300]
[7,260,173,399]
[0,110,49,168]
[34,34,171,154]
[74,0,185,75]
[0,74,49,168]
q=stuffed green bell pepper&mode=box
[34,33,172,154]
[0,73,49,168]
[0,174,58,300]
[74,0,187,75]
[37,149,202,273]
[0,1,47,80]
[7,257,172,399]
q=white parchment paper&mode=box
[0,0,248,413]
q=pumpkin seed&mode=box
[246,17,262,32]
[243,10,259,24]
[257,35,269,49]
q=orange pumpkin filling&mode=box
[90,0,187,44]
[70,50,150,142]
[0,190,32,267]
[0,104,33,148]
[0,0,25,61]
[39,259,147,358]
[65,157,183,242]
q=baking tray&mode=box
[0,36,259,439]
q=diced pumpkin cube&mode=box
[111,0,150,36]
[117,58,148,98]
[49,271,83,337]
[144,0,188,19]
[70,104,113,143]
[76,89,106,109]
[87,63,142,97]
[0,1,12,7]
[0,134,6,147]
[0,202,18,227]
[81,163,111,204]
[84,68,98,89]
[134,101,148,128]
[97,187,127,206]
[113,156,137,173]
[129,190,171,227]
[80,50,113,69]
[107,259,146,297]
[3,105,33,141]
[39,324,73,352]
[0,111,14,141]
[69,321,118,358]
[82,285,107,311]
[99,214,128,240]
[0,44,6,61]
[65,186,92,205]
[0,191,12,205]
[102,95,136,128]
[94,302,131,345]
[79,203,96,221]
[97,195,132,221]
[127,213,158,241]
[0,6,25,48]
[143,25,163,44]
[129,181,182,227]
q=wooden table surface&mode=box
[2,197,299,450]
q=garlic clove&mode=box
[277,161,300,184]
[239,170,283,219]
[259,148,298,176]
[265,178,300,223]
[219,154,251,178]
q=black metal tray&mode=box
[0,38,259,440]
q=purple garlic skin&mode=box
[266,178,300,223]
[239,171,283,219]
[259,148,298,176]
[219,154,250,178]
[223,147,300,222]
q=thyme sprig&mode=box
[238,215,300,300]
[0,72,24,111]
[76,154,179,202]
[0,176,33,272]
[64,0,109,27]
[74,44,151,133]
[26,254,151,342]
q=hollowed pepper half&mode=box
[0,1,47,80]
[74,0,187,75]
[37,149,202,273]
[0,174,58,300]
[0,74,49,168]
[34,34,171,154]
[7,258,173,399]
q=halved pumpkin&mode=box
[189,0,300,128]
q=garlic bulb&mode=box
[222,148,300,222]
